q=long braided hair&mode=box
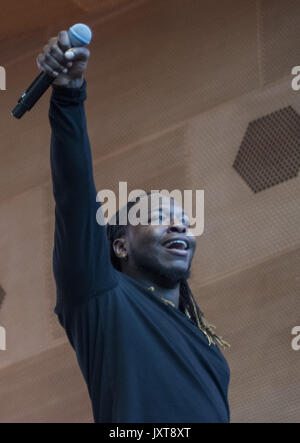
[106,194,230,349]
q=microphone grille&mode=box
[69,23,92,47]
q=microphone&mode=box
[11,24,92,119]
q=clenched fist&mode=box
[36,30,90,88]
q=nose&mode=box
[167,219,187,234]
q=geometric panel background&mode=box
[233,106,300,193]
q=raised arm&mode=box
[38,31,117,312]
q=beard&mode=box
[137,253,192,285]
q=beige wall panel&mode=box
[72,0,139,13]
[0,0,299,423]
[0,1,148,65]
[261,0,300,85]
[0,60,52,203]
[186,79,300,284]
[87,0,259,156]
[0,342,92,423]
[93,125,188,193]
[192,247,300,423]
[0,0,259,203]
[0,186,57,368]
[0,0,82,41]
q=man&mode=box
[37,30,230,423]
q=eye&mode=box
[154,214,164,223]
[148,213,166,224]
[181,212,190,227]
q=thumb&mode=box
[64,47,90,62]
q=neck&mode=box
[123,267,181,308]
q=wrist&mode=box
[65,77,84,89]
[53,76,84,89]
[51,78,87,104]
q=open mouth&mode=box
[162,239,189,256]
[164,239,188,250]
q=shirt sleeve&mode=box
[48,79,118,313]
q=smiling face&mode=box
[112,193,196,285]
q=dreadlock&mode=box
[179,280,230,349]
[106,194,230,350]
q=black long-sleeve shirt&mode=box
[49,79,230,423]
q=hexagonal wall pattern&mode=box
[233,106,300,193]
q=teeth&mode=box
[165,240,188,249]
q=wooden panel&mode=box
[0,186,57,368]
[0,0,259,203]
[86,0,259,157]
[260,0,300,85]
[93,125,188,193]
[186,78,300,285]
[72,0,138,13]
[191,246,300,423]
[0,0,299,424]
[0,0,139,42]
[0,0,83,41]
[0,342,92,423]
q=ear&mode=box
[112,237,128,259]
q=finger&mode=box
[44,52,68,74]
[48,44,65,65]
[57,30,71,53]
[41,61,60,78]
[36,53,44,70]
[37,53,60,77]
[64,47,90,62]
[43,37,58,56]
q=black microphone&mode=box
[11,24,92,119]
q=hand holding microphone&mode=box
[36,28,91,87]
[11,24,92,119]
